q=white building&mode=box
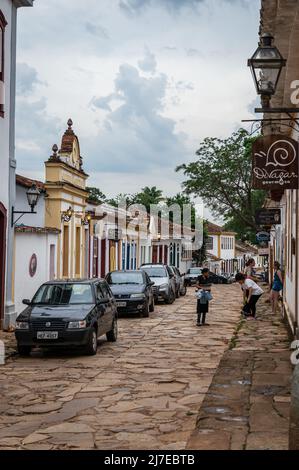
[0,0,34,329]
[13,174,59,316]
[206,221,236,274]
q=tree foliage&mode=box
[86,187,106,204]
[176,129,266,243]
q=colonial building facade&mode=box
[259,0,299,338]
[0,0,33,329]
[206,221,237,274]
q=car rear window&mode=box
[140,266,167,278]
[32,284,94,305]
[108,272,144,285]
[188,268,202,274]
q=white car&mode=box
[140,264,176,304]
[185,267,202,286]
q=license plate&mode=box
[116,302,127,307]
[37,331,58,339]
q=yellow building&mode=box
[45,119,89,279]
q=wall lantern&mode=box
[244,32,299,124]
[82,212,92,226]
[248,33,286,106]
[11,184,40,227]
[61,206,73,223]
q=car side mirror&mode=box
[169,274,174,278]
[150,281,155,286]
[97,297,109,305]
[22,299,31,305]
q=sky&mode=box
[15,0,260,220]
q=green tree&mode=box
[86,187,106,204]
[176,129,266,243]
[134,186,164,213]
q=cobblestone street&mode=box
[0,285,241,450]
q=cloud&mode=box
[86,62,187,174]
[119,0,251,15]
[138,47,157,73]
[85,21,109,39]
[186,48,203,58]
[16,63,45,96]
[16,97,62,169]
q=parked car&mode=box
[140,264,176,304]
[106,270,154,317]
[15,279,118,357]
[169,266,187,297]
[168,266,181,298]
[184,267,202,286]
[209,273,232,284]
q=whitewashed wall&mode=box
[15,184,45,227]
[0,0,12,215]
[14,232,58,316]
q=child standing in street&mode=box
[270,261,283,314]
[235,272,264,319]
[196,268,212,326]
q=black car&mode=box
[208,273,231,284]
[15,279,118,356]
[106,270,155,317]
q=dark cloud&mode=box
[87,63,187,174]
[16,63,45,96]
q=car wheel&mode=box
[165,290,175,305]
[180,285,187,296]
[17,345,31,356]
[149,298,155,312]
[85,327,98,355]
[141,301,150,317]
[107,318,118,342]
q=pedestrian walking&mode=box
[244,258,258,281]
[270,261,283,314]
[235,272,263,319]
[195,268,212,326]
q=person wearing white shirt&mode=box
[235,273,264,319]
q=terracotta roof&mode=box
[235,240,258,254]
[16,174,45,191]
[207,254,222,261]
[60,128,77,154]
[15,225,61,234]
[206,220,236,236]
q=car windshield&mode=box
[109,272,144,285]
[188,268,202,274]
[32,284,94,305]
[141,266,167,278]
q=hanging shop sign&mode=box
[256,231,271,243]
[255,209,281,226]
[252,135,299,190]
[258,247,270,256]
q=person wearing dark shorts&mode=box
[196,268,212,326]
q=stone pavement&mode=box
[187,286,293,450]
[0,284,241,450]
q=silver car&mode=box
[140,264,176,304]
[168,266,187,297]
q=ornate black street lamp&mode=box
[11,184,40,227]
[243,32,299,129]
[248,33,286,107]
